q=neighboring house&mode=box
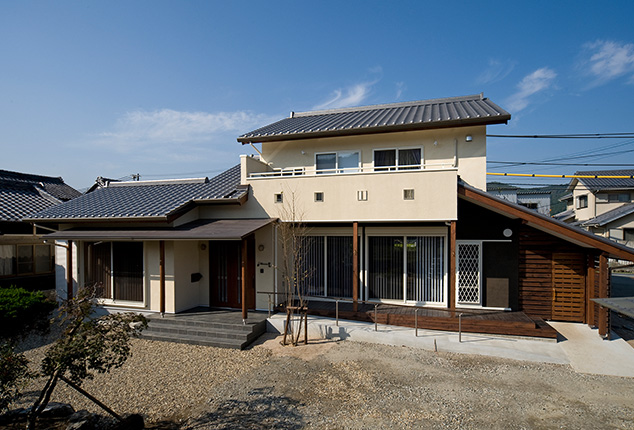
[564,169,634,245]
[0,169,81,290]
[487,184,551,215]
[27,94,634,339]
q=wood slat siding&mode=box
[518,225,587,322]
[552,253,585,321]
[591,254,610,334]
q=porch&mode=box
[295,300,558,339]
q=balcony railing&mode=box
[248,162,456,179]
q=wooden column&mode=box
[67,240,73,300]
[449,221,456,311]
[159,241,165,314]
[241,238,248,321]
[586,253,595,326]
[352,221,359,312]
[598,253,609,336]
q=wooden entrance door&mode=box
[209,239,256,309]
[552,253,585,322]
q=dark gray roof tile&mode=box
[575,169,634,190]
[238,94,510,144]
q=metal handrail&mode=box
[259,292,468,339]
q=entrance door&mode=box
[552,253,585,322]
[209,239,256,309]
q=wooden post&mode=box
[67,240,73,300]
[598,253,608,336]
[352,221,359,312]
[449,221,456,311]
[159,241,165,314]
[586,253,595,326]
[241,238,248,322]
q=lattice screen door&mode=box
[456,241,482,305]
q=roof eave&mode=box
[238,116,510,145]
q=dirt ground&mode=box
[179,334,634,430]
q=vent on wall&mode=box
[314,192,324,202]
[357,190,368,201]
[274,193,283,203]
[403,189,415,200]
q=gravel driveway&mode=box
[15,331,634,429]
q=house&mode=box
[487,183,551,215]
[26,94,634,342]
[0,169,81,290]
[564,169,634,246]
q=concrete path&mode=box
[268,314,634,377]
[549,321,634,377]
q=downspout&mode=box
[159,241,165,315]
[67,240,73,300]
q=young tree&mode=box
[277,188,312,346]
[27,285,147,429]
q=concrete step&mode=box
[146,316,259,332]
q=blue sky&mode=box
[2,1,634,189]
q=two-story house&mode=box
[27,94,634,342]
[563,170,634,246]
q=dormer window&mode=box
[374,148,422,171]
[316,151,359,174]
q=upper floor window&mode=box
[316,151,359,174]
[576,195,588,209]
[608,193,630,203]
[374,148,422,171]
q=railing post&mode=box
[459,313,463,342]
[268,293,272,319]
[415,308,418,337]
[336,300,339,326]
[374,304,378,331]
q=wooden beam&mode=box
[241,238,248,321]
[598,253,608,336]
[449,221,456,311]
[159,241,165,314]
[67,240,73,300]
[352,221,359,312]
[586,253,595,326]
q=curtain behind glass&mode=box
[0,245,15,276]
[374,150,396,171]
[398,149,421,170]
[368,236,403,300]
[298,236,324,296]
[113,242,143,301]
[327,236,354,297]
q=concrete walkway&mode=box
[267,314,634,377]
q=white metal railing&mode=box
[248,163,456,179]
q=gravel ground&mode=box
[13,330,634,430]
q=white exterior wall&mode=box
[173,241,204,312]
[572,183,595,221]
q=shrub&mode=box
[0,286,57,340]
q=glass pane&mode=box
[316,153,336,173]
[368,236,403,300]
[398,149,421,170]
[298,236,324,296]
[337,152,359,173]
[113,242,143,301]
[35,245,53,273]
[0,245,15,276]
[406,237,444,303]
[619,193,630,202]
[86,242,112,299]
[17,245,34,274]
[327,236,355,298]
[374,150,396,171]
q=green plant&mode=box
[0,343,35,413]
[0,286,56,340]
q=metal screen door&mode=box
[456,241,481,305]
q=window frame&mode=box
[372,146,423,171]
[0,243,54,278]
[576,195,588,209]
[315,151,360,174]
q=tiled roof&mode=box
[574,169,634,191]
[581,203,634,227]
[0,170,80,222]
[552,208,575,222]
[28,165,247,221]
[238,94,510,144]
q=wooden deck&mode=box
[299,301,559,339]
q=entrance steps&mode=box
[141,308,268,349]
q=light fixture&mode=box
[503,228,513,238]
[465,135,473,142]
[258,244,265,252]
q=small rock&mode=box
[40,402,75,418]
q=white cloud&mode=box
[581,40,634,86]
[313,81,377,110]
[395,81,405,100]
[98,109,272,149]
[477,59,516,85]
[505,67,557,113]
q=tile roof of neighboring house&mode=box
[0,170,81,222]
[581,203,634,227]
[238,94,510,144]
[572,169,634,191]
[552,208,575,222]
[28,164,247,221]
[516,190,551,196]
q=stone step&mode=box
[146,316,259,332]
[141,332,248,349]
[144,323,264,342]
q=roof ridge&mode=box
[109,177,209,187]
[293,93,484,118]
[0,168,65,184]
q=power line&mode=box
[488,172,634,179]
[488,161,634,167]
